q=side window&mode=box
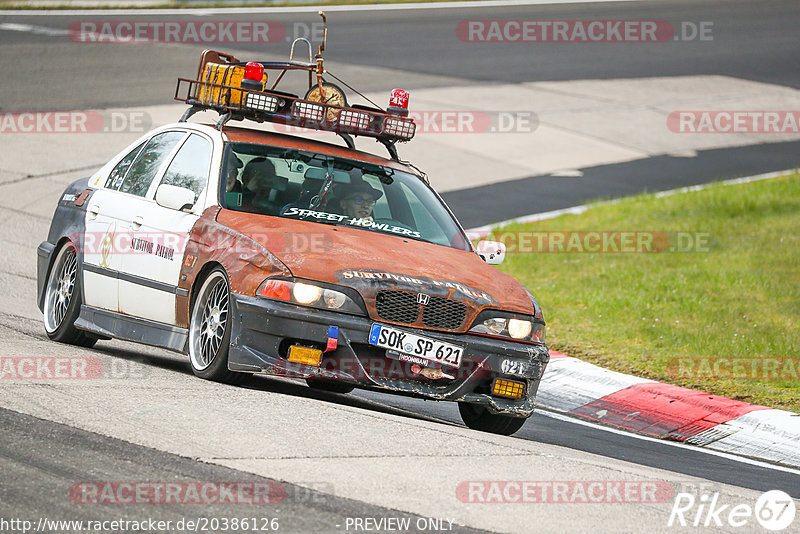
[105,142,144,190]
[159,134,212,203]
[119,131,185,197]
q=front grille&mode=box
[375,290,418,324]
[422,297,466,330]
[375,290,467,330]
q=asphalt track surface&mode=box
[446,139,800,228]
[352,390,800,499]
[2,0,800,224]
[1,0,800,531]
[2,0,800,103]
[0,407,490,533]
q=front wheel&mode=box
[458,403,528,435]
[43,242,96,348]
[188,268,243,384]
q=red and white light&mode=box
[388,88,410,117]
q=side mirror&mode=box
[155,184,195,212]
[476,240,506,265]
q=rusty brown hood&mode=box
[217,209,534,314]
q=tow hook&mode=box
[412,365,455,380]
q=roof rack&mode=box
[174,12,415,161]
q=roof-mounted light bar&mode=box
[174,77,416,145]
[174,16,417,159]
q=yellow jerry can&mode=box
[194,63,267,108]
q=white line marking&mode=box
[0,22,68,36]
[651,169,795,198]
[539,409,800,475]
[550,169,584,177]
[466,168,797,235]
[0,22,32,31]
[0,0,643,17]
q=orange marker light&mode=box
[257,279,291,301]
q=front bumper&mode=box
[228,294,550,417]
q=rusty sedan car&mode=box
[38,34,549,434]
[36,121,549,435]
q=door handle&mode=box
[131,216,144,231]
[88,204,100,219]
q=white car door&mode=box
[82,140,148,311]
[84,130,187,315]
[117,133,213,325]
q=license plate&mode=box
[368,324,463,368]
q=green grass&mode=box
[494,174,800,412]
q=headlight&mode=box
[257,279,363,315]
[323,289,347,309]
[469,311,545,344]
[293,282,323,304]
[508,318,532,339]
[485,317,506,335]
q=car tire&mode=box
[43,242,97,348]
[305,378,355,394]
[458,402,528,436]
[188,267,243,384]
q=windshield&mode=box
[220,142,471,251]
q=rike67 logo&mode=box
[668,490,796,531]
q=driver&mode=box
[338,181,382,222]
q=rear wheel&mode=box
[43,242,97,348]
[188,268,243,384]
[458,403,528,436]
[306,378,355,394]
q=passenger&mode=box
[225,155,244,193]
[240,158,284,214]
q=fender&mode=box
[36,178,93,311]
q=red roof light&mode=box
[388,89,410,117]
[244,62,264,82]
[241,62,265,91]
